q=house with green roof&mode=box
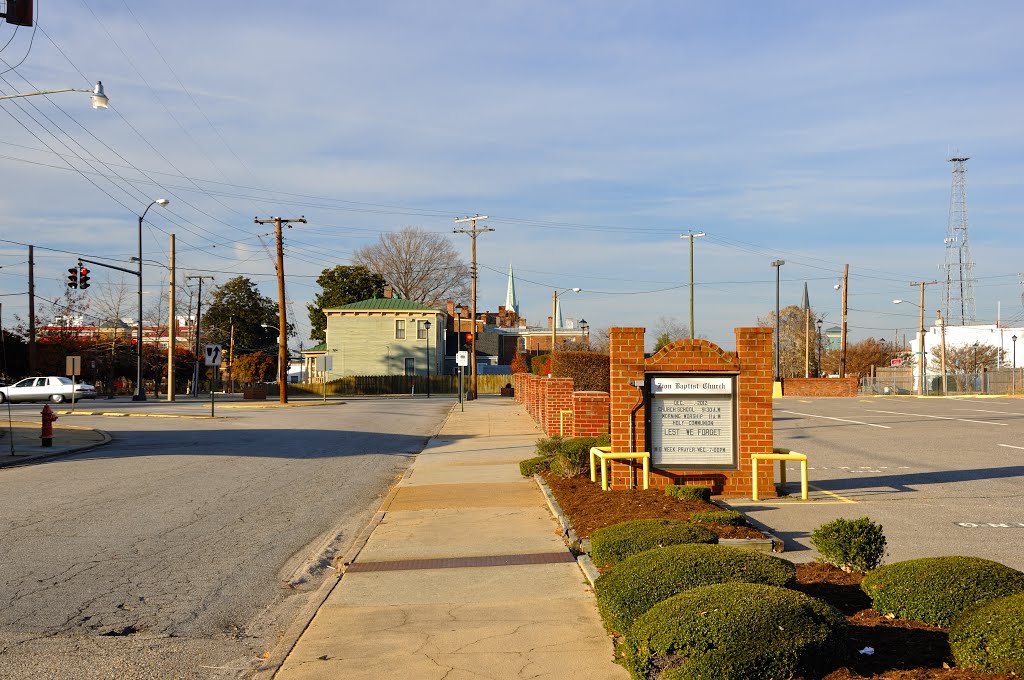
[319,297,446,377]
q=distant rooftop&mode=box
[324,298,439,312]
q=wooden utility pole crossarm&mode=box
[255,216,307,404]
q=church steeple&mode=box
[505,264,519,315]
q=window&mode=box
[417,320,428,339]
[395,319,405,339]
[404,357,415,376]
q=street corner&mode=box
[0,421,111,467]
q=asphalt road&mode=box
[0,396,453,679]
[728,395,1024,569]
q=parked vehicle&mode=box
[0,376,97,403]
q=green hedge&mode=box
[810,516,887,572]
[689,510,745,526]
[860,556,1024,627]
[665,485,712,502]
[550,351,610,393]
[950,591,1024,674]
[519,456,549,476]
[595,544,796,635]
[589,519,716,568]
[624,582,847,680]
[530,434,610,478]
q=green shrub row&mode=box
[595,543,796,635]
[624,582,847,680]
[589,519,717,568]
[950,591,1024,674]
[664,484,711,502]
[811,516,886,572]
[860,556,1024,627]
[521,433,611,479]
[689,510,745,526]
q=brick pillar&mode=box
[734,327,774,497]
[609,328,646,454]
[544,378,575,436]
[572,391,609,437]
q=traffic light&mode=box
[78,266,90,289]
[464,332,473,348]
[4,0,33,26]
[67,267,78,289]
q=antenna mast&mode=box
[943,154,976,325]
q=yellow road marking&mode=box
[808,483,857,503]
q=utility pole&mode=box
[186,275,214,397]
[454,215,493,400]
[680,231,705,339]
[838,264,849,378]
[167,234,175,401]
[910,280,940,396]
[255,216,306,404]
[27,245,36,374]
[771,260,784,381]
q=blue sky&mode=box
[1,1,1022,352]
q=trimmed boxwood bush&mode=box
[689,510,745,526]
[860,556,1024,627]
[531,434,612,478]
[665,484,711,502]
[810,516,887,572]
[950,591,1024,674]
[590,519,717,568]
[595,543,796,634]
[519,456,549,476]
[624,582,847,680]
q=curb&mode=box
[58,411,216,419]
[0,426,112,469]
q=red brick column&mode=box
[543,378,574,436]
[734,327,774,497]
[609,328,645,453]
[513,373,527,403]
[572,391,609,437]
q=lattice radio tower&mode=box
[943,154,977,325]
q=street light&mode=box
[679,231,705,339]
[816,318,823,376]
[0,81,109,109]
[579,319,590,348]
[770,260,784,381]
[894,297,927,396]
[551,287,581,354]
[133,198,169,401]
[424,320,432,398]
[1013,335,1018,394]
[261,323,288,387]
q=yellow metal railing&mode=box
[589,446,650,491]
[751,448,808,501]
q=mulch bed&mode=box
[541,472,1016,679]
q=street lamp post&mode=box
[1013,335,1018,394]
[894,293,931,396]
[680,231,705,338]
[816,318,823,376]
[133,198,169,401]
[770,260,784,381]
[424,320,432,398]
[550,287,581,356]
[0,81,109,108]
[579,319,589,348]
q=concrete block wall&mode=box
[607,327,775,497]
[783,377,859,397]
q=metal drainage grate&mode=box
[346,552,574,573]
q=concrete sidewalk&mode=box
[273,397,627,680]
[0,418,110,468]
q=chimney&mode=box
[446,299,455,317]
[383,284,393,299]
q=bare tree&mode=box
[759,305,823,378]
[353,226,470,307]
[930,342,1003,392]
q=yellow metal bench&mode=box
[589,446,650,491]
[751,448,808,501]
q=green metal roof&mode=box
[324,298,439,312]
[304,342,327,352]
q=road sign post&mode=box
[204,344,223,417]
[456,351,468,412]
[66,355,81,412]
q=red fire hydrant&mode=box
[40,404,58,447]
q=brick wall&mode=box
[607,327,775,497]
[543,378,574,436]
[782,377,859,397]
[572,391,609,437]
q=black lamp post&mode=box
[1013,335,1018,394]
[816,318,823,376]
[579,319,589,348]
[425,320,432,398]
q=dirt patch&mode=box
[541,472,1014,679]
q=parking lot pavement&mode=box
[725,396,1024,570]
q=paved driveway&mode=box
[726,396,1024,569]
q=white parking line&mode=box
[866,409,1008,426]
[999,444,1024,450]
[951,408,1024,416]
[779,411,890,428]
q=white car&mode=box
[0,376,97,403]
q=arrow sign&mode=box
[204,344,223,366]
